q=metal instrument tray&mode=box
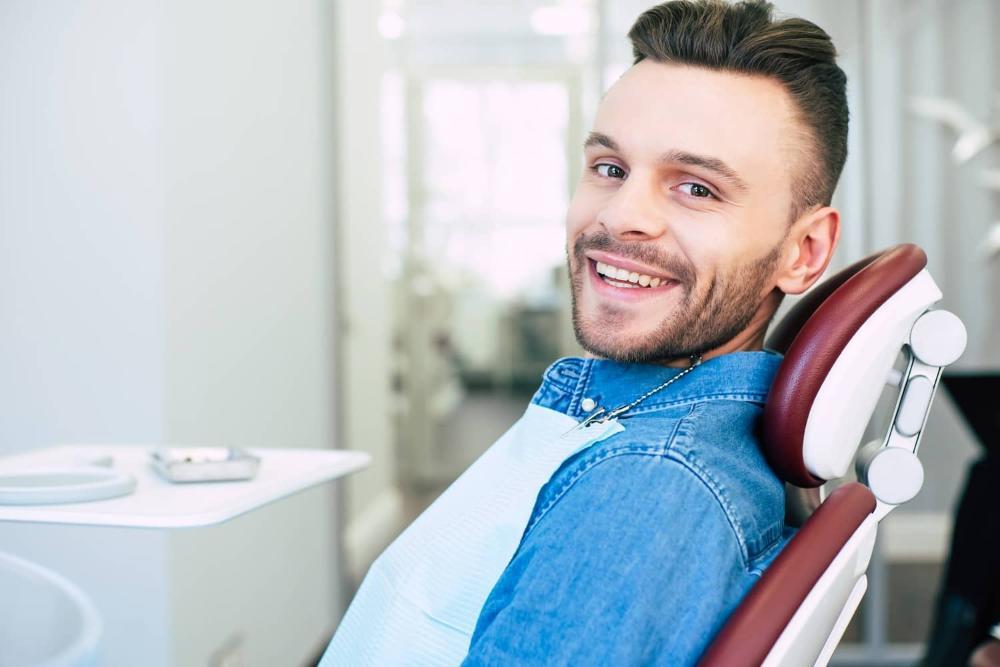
[151,447,260,483]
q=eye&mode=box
[677,182,716,199]
[593,163,627,180]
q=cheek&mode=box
[565,187,604,238]
[670,220,724,276]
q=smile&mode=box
[594,261,664,288]
[586,255,679,301]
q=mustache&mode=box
[571,230,696,285]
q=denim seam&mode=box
[667,401,753,569]
[523,408,689,539]
[665,400,784,563]
[746,528,786,577]
[622,393,769,416]
[567,358,594,416]
[522,447,756,574]
[523,398,775,574]
[541,362,579,396]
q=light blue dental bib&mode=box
[320,403,623,666]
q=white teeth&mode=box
[594,260,665,288]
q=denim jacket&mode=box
[463,351,789,665]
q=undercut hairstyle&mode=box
[628,0,849,220]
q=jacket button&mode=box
[581,397,597,412]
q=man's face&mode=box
[567,60,802,363]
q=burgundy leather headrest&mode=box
[763,244,927,487]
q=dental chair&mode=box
[699,244,968,667]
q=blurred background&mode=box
[1,0,997,665]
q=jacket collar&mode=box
[544,351,782,420]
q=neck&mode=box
[655,290,781,368]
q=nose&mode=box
[598,174,668,241]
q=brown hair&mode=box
[628,0,848,218]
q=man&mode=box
[322,1,847,664]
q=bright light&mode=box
[530,5,593,36]
[378,11,404,40]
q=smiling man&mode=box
[322,1,847,665]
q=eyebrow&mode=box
[583,131,749,193]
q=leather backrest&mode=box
[762,244,928,486]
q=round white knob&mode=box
[866,447,925,505]
[910,310,967,367]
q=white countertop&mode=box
[0,445,369,528]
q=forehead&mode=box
[595,60,800,192]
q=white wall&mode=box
[0,0,343,662]
[0,1,166,451]
[160,0,336,457]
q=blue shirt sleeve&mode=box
[461,453,756,666]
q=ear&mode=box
[775,205,841,296]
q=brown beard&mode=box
[567,230,782,363]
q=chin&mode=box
[574,312,670,363]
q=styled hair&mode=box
[628,0,848,218]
